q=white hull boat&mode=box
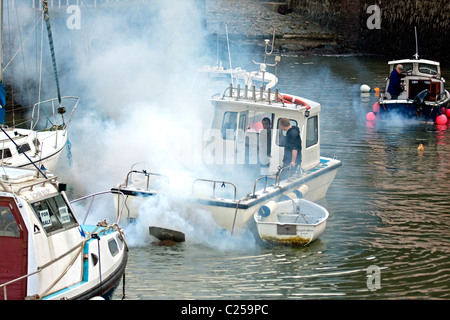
[112,35,341,235]
[254,198,329,245]
[0,2,78,172]
[0,97,78,171]
[0,167,128,300]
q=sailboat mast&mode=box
[42,0,62,105]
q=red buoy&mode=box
[446,108,450,118]
[372,102,380,113]
[366,112,376,121]
[436,114,448,125]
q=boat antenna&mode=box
[252,29,278,90]
[414,26,419,60]
[225,24,234,87]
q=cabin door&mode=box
[0,198,28,300]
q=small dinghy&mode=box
[254,198,329,246]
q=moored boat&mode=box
[254,198,329,245]
[0,167,128,300]
[111,35,341,237]
[0,1,78,172]
[368,30,450,124]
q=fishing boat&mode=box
[254,198,329,245]
[0,166,128,300]
[112,35,341,236]
[0,1,78,172]
[369,29,450,124]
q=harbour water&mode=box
[108,54,450,300]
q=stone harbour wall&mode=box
[290,0,450,61]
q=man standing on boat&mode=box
[387,64,404,99]
[280,118,301,171]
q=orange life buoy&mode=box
[280,94,311,109]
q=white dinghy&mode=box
[254,198,329,246]
[0,167,128,300]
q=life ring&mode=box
[279,94,311,109]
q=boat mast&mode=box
[42,0,62,106]
[414,26,419,60]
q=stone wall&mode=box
[290,0,450,61]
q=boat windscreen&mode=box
[31,194,78,235]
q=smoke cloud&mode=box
[3,1,258,249]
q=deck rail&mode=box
[192,178,237,201]
[121,170,169,190]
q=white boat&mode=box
[0,1,78,172]
[370,28,450,124]
[254,198,329,245]
[112,36,341,236]
[194,29,278,92]
[195,61,278,92]
[0,166,128,300]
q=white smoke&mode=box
[3,1,261,250]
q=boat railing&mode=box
[221,84,285,106]
[0,174,59,194]
[251,172,278,198]
[192,178,237,201]
[275,165,296,185]
[30,96,80,132]
[70,190,128,225]
[122,170,169,190]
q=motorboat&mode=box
[194,28,278,93]
[112,35,341,236]
[195,62,278,92]
[0,1,78,171]
[369,29,450,124]
[0,166,128,300]
[254,198,329,246]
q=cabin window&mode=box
[0,148,12,160]
[306,116,318,148]
[221,111,238,139]
[276,118,298,147]
[31,194,78,235]
[17,143,31,154]
[418,63,438,75]
[0,205,20,238]
[396,63,413,74]
[108,238,120,257]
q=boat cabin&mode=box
[204,86,321,177]
[385,59,446,101]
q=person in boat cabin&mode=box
[262,117,272,158]
[280,117,301,170]
[387,64,404,99]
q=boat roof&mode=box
[0,167,37,184]
[0,166,58,197]
[388,58,440,66]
